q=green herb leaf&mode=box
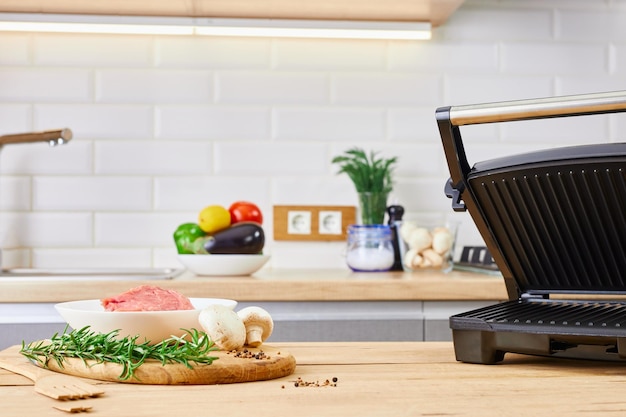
[20,326,219,381]
[331,147,397,193]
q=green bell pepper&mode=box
[173,223,206,254]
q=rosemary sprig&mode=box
[331,147,397,193]
[20,326,219,381]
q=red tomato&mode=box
[229,201,263,225]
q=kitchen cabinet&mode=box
[0,0,465,27]
[0,269,503,349]
[0,300,496,349]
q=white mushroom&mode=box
[237,306,274,347]
[407,227,432,252]
[399,221,418,243]
[199,304,246,351]
[422,249,444,268]
[403,247,423,270]
[431,228,454,255]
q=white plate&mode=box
[178,254,270,276]
[55,298,237,343]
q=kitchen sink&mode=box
[0,268,184,281]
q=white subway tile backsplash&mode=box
[389,42,498,73]
[33,176,152,211]
[273,107,385,141]
[0,69,92,102]
[95,141,212,175]
[557,10,626,41]
[0,177,31,211]
[0,34,30,65]
[394,178,455,213]
[557,76,625,95]
[1,248,31,269]
[0,212,92,247]
[216,72,329,104]
[34,104,154,139]
[609,114,626,142]
[501,43,607,75]
[272,39,386,71]
[0,1,623,269]
[270,241,346,269]
[32,248,153,268]
[155,176,270,211]
[0,141,92,175]
[392,144,447,177]
[501,114,609,145]
[215,142,329,175]
[331,73,441,106]
[451,123,500,146]
[272,177,357,206]
[153,247,185,269]
[34,34,154,67]
[435,7,554,41]
[156,37,270,69]
[609,44,626,75]
[0,104,31,134]
[95,213,187,247]
[387,107,441,142]
[445,75,554,104]
[156,105,270,140]
[96,69,213,104]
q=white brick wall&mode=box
[1,0,626,270]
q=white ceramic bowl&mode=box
[55,298,237,343]
[178,254,270,276]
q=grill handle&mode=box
[448,90,626,126]
[436,90,626,200]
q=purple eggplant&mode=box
[202,222,265,254]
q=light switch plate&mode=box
[273,205,356,241]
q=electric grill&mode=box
[437,90,626,364]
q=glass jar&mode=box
[400,220,458,273]
[346,224,395,272]
[358,191,389,224]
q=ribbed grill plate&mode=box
[451,300,626,337]
[469,155,626,293]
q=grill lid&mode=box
[437,91,626,299]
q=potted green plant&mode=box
[331,147,397,224]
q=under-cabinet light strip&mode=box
[0,14,431,40]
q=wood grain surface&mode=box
[1,345,295,385]
[3,342,626,416]
[0,268,508,302]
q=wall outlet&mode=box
[273,205,356,241]
[318,210,342,235]
[287,210,312,234]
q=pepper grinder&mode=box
[387,204,405,271]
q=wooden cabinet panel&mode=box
[0,0,465,26]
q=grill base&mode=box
[450,300,626,364]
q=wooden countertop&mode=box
[2,341,625,416]
[0,268,507,303]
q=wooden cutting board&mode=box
[1,345,295,385]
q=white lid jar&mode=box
[346,224,394,272]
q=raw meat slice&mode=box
[101,285,194,312]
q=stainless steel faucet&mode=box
[0,128,73,147]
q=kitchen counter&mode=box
[0,268,506,303]
[0,269,507,348]
[1,341,625,416]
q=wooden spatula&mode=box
[0,352,104,400]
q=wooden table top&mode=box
[2,341,626,416]
[0,268,507,302]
